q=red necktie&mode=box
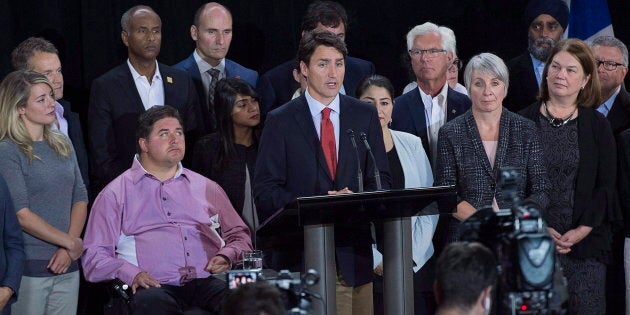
[320,107,337,178]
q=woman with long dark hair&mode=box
[192,78,261,233]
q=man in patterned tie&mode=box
[174,2,258,134]
[254,29,390,315]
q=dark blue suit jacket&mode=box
[88,62,201,193]
[257,56,375,115]
[0,175,24,306]
[607,87,630,136]
[505,51,539,113]
[58,99,90,197]
[254,94,390,286]
[391,86,471,160]
[173,54,258,134]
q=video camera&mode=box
[459,167,567,314]
[227,269,321,315]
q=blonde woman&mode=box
[0,70,87,315]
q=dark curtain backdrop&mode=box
[2,0,628,119]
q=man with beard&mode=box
[504,0,568,112]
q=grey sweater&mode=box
[0,139,87,276]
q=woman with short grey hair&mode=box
[435,52,550,242]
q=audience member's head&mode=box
[356,74,395,130]
[406,22,455,90]
[301,1,348,41]
[121,5,162,63]
[435,242,497,315]
[135,105,185,165]
[297,29,347,104]
[11,37,64,100]
[524,0,568,62]
[591,36,629,99]
[539,38,601,107]
[447,52,463,90]
[191,2,233,67]
[221,282,286,315]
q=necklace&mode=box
[543,102,577,128]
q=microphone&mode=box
[359,132,382,191]
[346,129,364,192]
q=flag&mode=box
[565,0,614,43]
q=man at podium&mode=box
[254,29,391,315]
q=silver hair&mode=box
[405,22,456,53]
[464,52,509,95]
[591,36,629,66]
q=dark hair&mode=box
[121,5,158,32]
[11,37,59,70]
[435,242,497,311]
[136,105,184,154]
[193,2,232,27]
[355,74,395,100]
[297,29,348,66]
[221,282,286,315]
[301,1,348,33]
[213,78,260,167]
[539,38,602,107]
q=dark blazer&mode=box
[88,62,200,193]
[257,56,375,115]
[173,54,259,133]
[0,175,24,306]
[435,109,550,211]
[254,94,390,286]
[391,86,471,160]
[505,52,540,113]
[616,129,630,236]
[606,87,630,135]
[520,103,620,260]
[58,99,89,195]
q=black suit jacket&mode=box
[606,88,630,136]
[257,57,375,115]
[254,94,390,286]
[58,99,89,195]
[391,86,471,160]
[505,51,540,112]
[88,62,200,192]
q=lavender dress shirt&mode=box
[82,158,252,286]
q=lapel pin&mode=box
[167,76,173,84]
[451,109,456,114]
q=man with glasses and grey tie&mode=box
[174,2,258,134]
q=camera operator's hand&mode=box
[131,271,161,294]
[548,227,573,254]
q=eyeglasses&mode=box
[448,59,463,71]
[596,59,626,71]
[408,48,447,59]
[530,21,560,33]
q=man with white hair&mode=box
[391,22,470,164]
[390,21,470,315]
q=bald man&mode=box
[174,2,258,133]
[88,5,201,194]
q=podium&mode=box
[257,186,456,315]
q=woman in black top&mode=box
[519,39,618,315]
[192,78,261,233]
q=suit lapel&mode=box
[466,112,494,178]
[117,65,145,112]
[337,99,353,183]
[408,89,428,141]
[292,97,334,181]
[160,64,177,106]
